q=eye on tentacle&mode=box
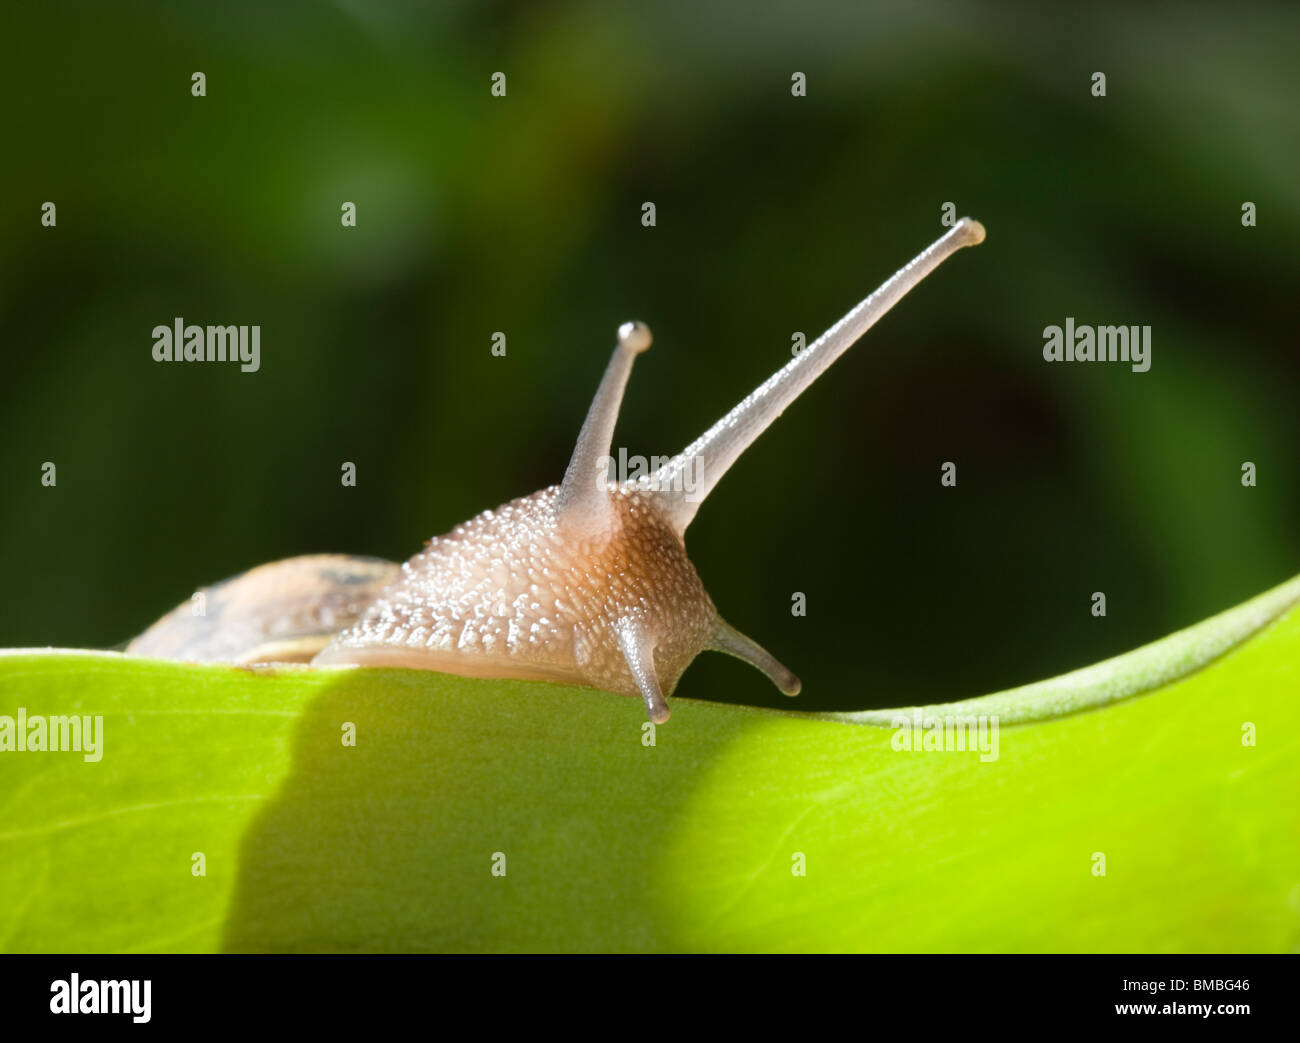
[555,320,653,540]
[649,218,987,534]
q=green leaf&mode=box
[2,574,1298,952]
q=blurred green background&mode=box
[2,1,1296,712]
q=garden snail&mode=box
[129,218,986,722]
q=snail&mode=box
[129,218,986,722]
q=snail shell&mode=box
[127,555,399,665]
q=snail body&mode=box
[130,219,986,721]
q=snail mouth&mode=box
[310,645,585,686]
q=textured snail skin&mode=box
[314,485,717,704]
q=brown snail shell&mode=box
[127,555,399,665]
